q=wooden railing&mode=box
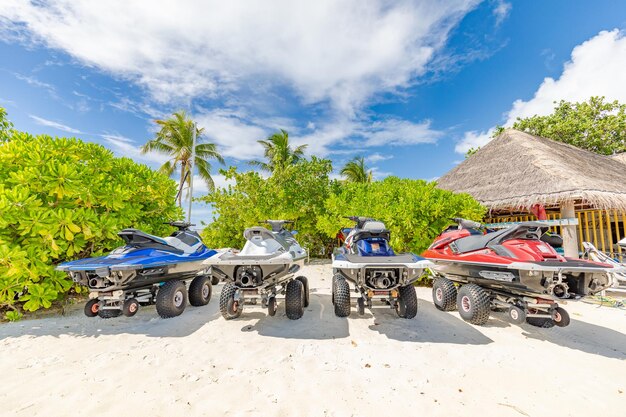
[486,209,625,262]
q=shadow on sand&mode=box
[0,292,222,340]
[485,310,626,360]
[366,298,494,345]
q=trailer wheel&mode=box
[98,308,122,319]
[267,296,277,316]
[296,276,309,307]
[432,277,457,311]
[156,280,187,318]
[122,298,139,317]
[396,285,418,319]
[551,307,570,327]
[84,299,99,317]
[211,275,220,286]
[285,279,304,320]
[219,283,242,319]
[189,275,212,306]
[507,305,526,324]
[333,277,351,317]
[456,284,490,325]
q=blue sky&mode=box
[1,1,626,225]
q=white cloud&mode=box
[101,134,169,165]
[505,30,626,124]
[366,153,393,163]
[456,29,626,153]
[455,128,494,154]
[195,110,269,160]
[29,115,81,134]
[493,1,511,26]
[0,0,478,113]
[358,118,441,147]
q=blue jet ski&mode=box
[331,216,432,319]
[56,221,219,319]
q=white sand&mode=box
[1,262,625,417]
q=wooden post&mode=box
[560,202,578,259]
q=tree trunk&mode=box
[178,161,186,207]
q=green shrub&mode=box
[317,177,485,254]
[0,129,182,318]
[201,157,336,254]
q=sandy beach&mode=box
[1,262,625,417]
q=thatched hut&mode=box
[437,129,626,260]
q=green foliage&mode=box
[503,96,626,155]
[201,157,336,254]
[0,107,14,143]
[142,110,224,205]
[5,310,22,321]
[340,156,372,183]
[464,147,480,158]
[318,177,485,254]
[250,129,308,173]
[0,128,182,316]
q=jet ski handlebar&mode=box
[261,220,294,232]
[164,221,195,230]
[450,217,483,230]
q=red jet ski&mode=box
[423,218,616,328]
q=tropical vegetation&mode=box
[142,110,224,206]
[341,156,373,183]
[250,129,308,173]
[492,96,626,155]
[0,109,181,320]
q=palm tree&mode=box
[141,110,224,206]
[341,156,373,183]
[250,129,307,173]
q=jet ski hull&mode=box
[332,252,432,291]
[427,257,613,299]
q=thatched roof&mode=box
[612,153,626,165]
[437,129,626,211]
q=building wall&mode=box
[485,209,625,262]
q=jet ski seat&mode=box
[118,229,169,246]
[451,228,511,253]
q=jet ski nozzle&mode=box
[89,278,105,288]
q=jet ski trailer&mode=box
[56,221,219,319]
[331,217,432,318]
[207,220,309,320]
[423,218,617,327]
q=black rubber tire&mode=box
[98,308,122,319]
[357,297,365,315]
[396,285,418,319]
[285,279,305,320]
[333,277,351,317]
[552,307,570,327]
[188,275,212,306]
[296,276,309,307]
[456,284,491,325]
[526,317,555,328]
[156,280,187,318]
[507,305,526,324]
[84,299,99,317]
[219,283,242,319]
[122,298,139,317]
[331,274,338,305]
[432,277,457,311]
[267,296,277,316]
[211,275,220,286]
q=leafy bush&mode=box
[201,157,337,254]
[318,177,485,254]
[0,129,182,318]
